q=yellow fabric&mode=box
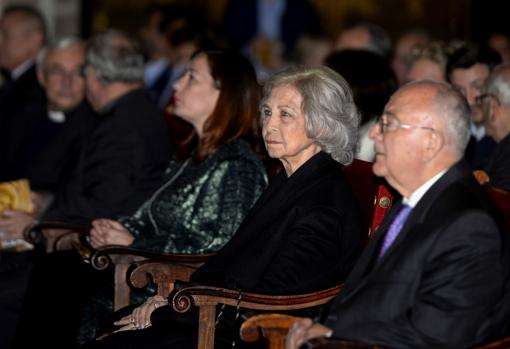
[0,178,33,213]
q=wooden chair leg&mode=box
[114,264,130,311]
[198,304,216,349]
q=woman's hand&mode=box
[89,219,134,248]
[0,210,37,242]
[113,296,168,332]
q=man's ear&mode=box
[422,130,444,162]
[487,98,499,125]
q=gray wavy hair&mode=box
[85,29,144,84]
[261,65,360,165]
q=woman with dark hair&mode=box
[12,49,267,347]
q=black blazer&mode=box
[42,89,172,224]
[323,161,510,348]
[192,151,363,295]
[0,65,47,181]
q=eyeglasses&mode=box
[377,115,436,134]
[475,93,500,106]
[45,66,83,80]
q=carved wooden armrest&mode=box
[90,247,212,310]
[170,284,342,349]
[23,221,90,253]
[171,284,342,312]
[129,258,208,298]
[240,314,302,349]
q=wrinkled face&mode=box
[262,84,319,171]
[0,13,42,70]
[40,45,85,111]
[406,58,445,83]
[172,54,220,133]
[369,85,437,195]
[449,63,490,124]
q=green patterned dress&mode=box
[78,139,267,342]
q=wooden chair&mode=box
[169,284,343,349]
[23,222,211,310]
[124,159,393,349]
[91,247,211,310]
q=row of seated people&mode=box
[7,62,506,347]
[0,8,509,349]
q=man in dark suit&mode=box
[0,4,47,181]
[476,63,510,191]
[0,30,172,349]
[447,44,501,168]
[287,80,510,349]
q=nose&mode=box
[368,119,382,140]
[172,75,185,91]
[263,115,278,133]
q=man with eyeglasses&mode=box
[474,64,510,191]
[287,80,510,349]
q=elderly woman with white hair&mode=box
[83,65,363,349]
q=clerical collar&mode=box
[11,59,35,80]
[470,122,486,141]
[47,110,66,123]
[403,169,447,208]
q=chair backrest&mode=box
[343,159,394,242]
[485,187,510,233]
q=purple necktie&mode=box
[379,204,412,258]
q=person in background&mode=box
[0,4,47,182]
[334,22,392,59]
[27,37,96,204]
[391,28,430,85]
[287,80,510,349]
[405,41,449,83]
[474,63,510,191]
[447,43,501,167]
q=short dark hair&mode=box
[446,43,502,79]
[2,4,47,44]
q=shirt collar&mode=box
[47,110,66,123]
[403,169,448,208]
[11,59,35,80]
[470,122,486,141]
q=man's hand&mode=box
[0,209,36,242]
[286,318,332,349]
[89,218,134,248]
[114,296,168,332]
[473,170,490,185]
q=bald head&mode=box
[397,80,471,158]
[370,81,470,196]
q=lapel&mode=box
[338,161,471,302]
